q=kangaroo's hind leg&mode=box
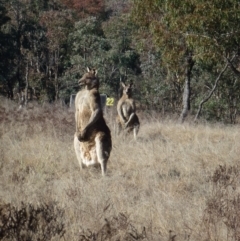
[95,134,112,176]
[116,116,123,136]
[126,113,140,140]
[74,134,84,170]
[133,123,140,140]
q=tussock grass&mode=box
[1,97,240,240]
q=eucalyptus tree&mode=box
[67,0,142,98]
[132,0,195,122]
[102,14,141,97]
[1,0,75,104]
[3,0,27,97]
[3,0,54,103]
[67,15,141,98]
[66,17,110,95]
[40,7,74,101]
[132,0,240,122]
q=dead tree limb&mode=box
[194,54,237,122]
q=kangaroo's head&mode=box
[79,67,99,90]
[121,82,133,97]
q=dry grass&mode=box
[1,97,240,240]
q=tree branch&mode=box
[226,56,240,77]
[194,53,237,122]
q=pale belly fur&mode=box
[80,143,98,166]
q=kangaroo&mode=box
[74,67,112,176]
[116,82,140,140]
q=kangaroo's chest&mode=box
[78,93,90,113]
[122,100,134,117]
[76,91,92,127]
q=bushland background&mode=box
[1,0,240,123]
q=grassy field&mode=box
[1,97,240,240]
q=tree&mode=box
[66,17,110,95]
[131,0,240,122]
[3,0,48,103]
[40,5,74,101]
[102,14,141,97]
[67,15,141,98]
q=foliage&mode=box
[132,0,240,65]
[191,63,240,123]
[66,16,110,96]
[0,2,15,97]
[0,202,65,240]
[67,14,141,97]
[131,0,240,122]
[0,0,240,122]
[102,14,141,96]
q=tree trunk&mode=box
[7,82,14,99]
[24,61,29,106]
[54,68,59,100]
[226,57,240,76]
[19,62,29,109]
[179,52,194,123]
[54,49,59,100]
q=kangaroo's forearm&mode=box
[125,112,135,127]
[117,106,126,123]
[84,109,101,131]
[75,111,80,132]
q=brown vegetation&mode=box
[1,97,240,240]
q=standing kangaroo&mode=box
[116,82,140,140]
[74,67,112,176]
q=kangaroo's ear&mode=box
[94,69,98,76]
[121,82,126,88]
[87,67,91,72]
[130,82,134,88]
